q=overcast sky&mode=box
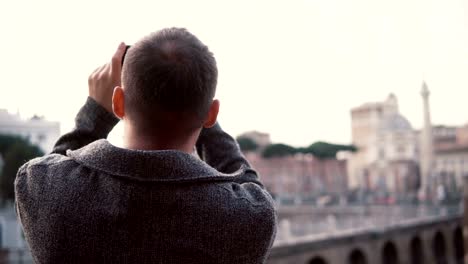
[1,0,467,146]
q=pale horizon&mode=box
[1,0,467,147]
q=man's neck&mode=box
[122,124,199,154]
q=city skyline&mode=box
[1,0,467,146]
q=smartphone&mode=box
[121,45,131,67]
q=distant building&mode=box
[238,131,271,148]
[434,146,468,192]
[348,94,419,194]
[428,124,468,192]
[432,125,458,150]
[239,129,348,199]
[456,124,468,145]
[410,124,468,193]
[245,152,348,199]
[0,109,60,153]
[348,82,468,200]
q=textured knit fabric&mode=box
[14,97,277,264]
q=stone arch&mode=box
[410,236,424,264]
[309,256,327,264]
[382,241,399,264]
[348,248,367,264]
[432,231,447,264]
[453,226,464,264]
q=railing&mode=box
[274,204,463,246]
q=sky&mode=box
[0,0,467,147]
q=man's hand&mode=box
[88,42,127,113]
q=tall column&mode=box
[419,82,434,200]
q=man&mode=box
[15,28,277,263]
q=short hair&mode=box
[122,28,217,133]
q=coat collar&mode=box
[67,139,245,182]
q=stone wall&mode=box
[267,215,463,264]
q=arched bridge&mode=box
[267,206,463,264]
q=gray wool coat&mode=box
[14,97,277,264]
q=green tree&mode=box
[296,146,317,155]
[306,141,357,159]
[0,134,24,153]
[0,135,43,202]
[236,136,259,152]
[261,143,296,158]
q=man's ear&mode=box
[203,99,220,128]
[112,86,125,119]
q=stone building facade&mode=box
[238,131,271,148]
[0,109,60,153]
[348,84,468,199]
[244,152,348,200]
[347,94,419,195]
[432,125,468,193]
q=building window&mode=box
[379,148,385,159]
[437,159,444,169]
[396,145,405,154]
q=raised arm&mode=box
[52,43,127,155]
[52,98,119,155]
[196,123,254,174]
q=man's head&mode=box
[112,28,219,139]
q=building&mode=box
[348,82,468,200]
[238,130,348,200]
[434,146,468,193]
[244,152,348,200]
[238,131,271,148]
[455,124,468,145]
[411,124,468,194]
[432,125,458,150]
[430,125,468,193]
[347,94,419,195]
[0,110,58,261]
[0,109,60,153]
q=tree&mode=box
[296,146,317,155]
[261,143,296,158]
[236,136,259,152]
[0,134,24,153]
[306,141,357,159]
[0,135,43,202]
